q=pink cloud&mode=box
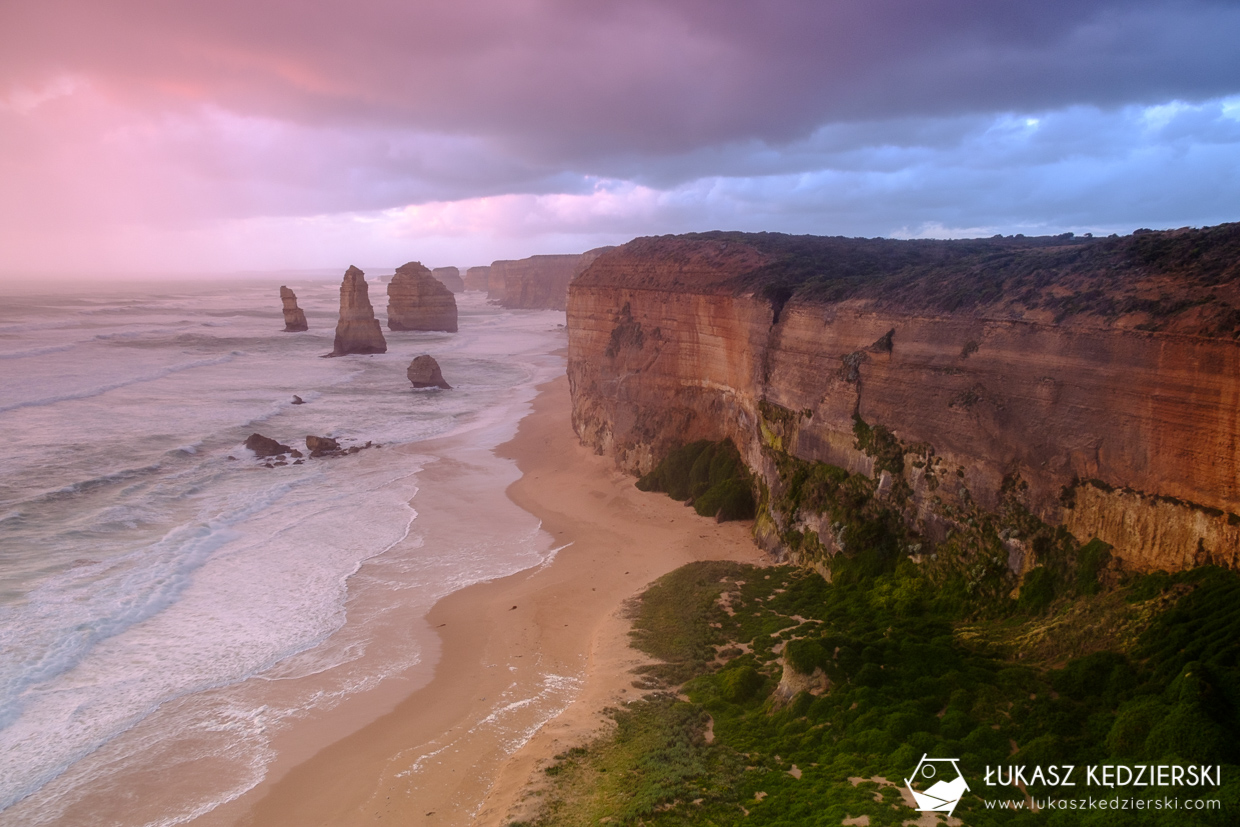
[0,0,1236,274]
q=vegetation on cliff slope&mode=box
[637,439,757,522]
[515,557,1240,827]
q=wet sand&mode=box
[219,374,765,826]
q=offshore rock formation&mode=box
[567,226,1240,574]
[487,249,613,310]
[432,267,465,293]
[305,435,340,456]
[330,266,387,356]
[246,433,294,457]
[386,262,458,332]
[407,355,452,389]
[280,286,308,331]
[464,265,491,291]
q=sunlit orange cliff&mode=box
[567,226,1240,575]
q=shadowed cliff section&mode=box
[567,224,1240,576]
[487,247,615,310]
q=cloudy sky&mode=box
[2,0,1238,275]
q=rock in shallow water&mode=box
[407,355,452,389]
[305,435,340,456]
[245,433,293,457]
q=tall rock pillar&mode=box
[279,286,308,331]
[330,266,387,356]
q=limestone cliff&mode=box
[432,267,465,293]
[464,266,490,291]
[487,248,613,310]
[567,226,1240,573]
[486,262,510,303]
[279,286,308,332]
[386,261,458,332]
[330,266,387,356]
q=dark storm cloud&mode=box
[1,0,1238,272]
[5,0,1238,160]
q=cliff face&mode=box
[500,255,577,309]
[486,248,614,310]
[432,267,465,293]
[567,227,1240,573]
[464,266,490,291]
[279,286,308,332]
[331,266,387,356]
[386,261,458,332]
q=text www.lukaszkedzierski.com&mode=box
[984,797,1221,811]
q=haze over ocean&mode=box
[0,283,567,822]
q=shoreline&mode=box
[219,373,765,826]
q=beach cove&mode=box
[187,375,764,827]
[5,284,751,826]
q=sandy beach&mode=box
[193,373,764,827]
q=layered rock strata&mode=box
[330,266,387,356]
[279,286,308,331]
[464,266,491,291]
[567,226,1240,573]
[487,248,614,310]
[386,261,458,332]
[432,267,465,293]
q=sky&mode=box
[1,0,1239,276]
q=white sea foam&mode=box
[0,282,567,822]
[0,344,77,360]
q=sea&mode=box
[0,277,569,825]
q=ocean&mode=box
[0,278,568,825]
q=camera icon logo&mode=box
[904,754,969,817]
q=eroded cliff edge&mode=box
[567,226,1240,575]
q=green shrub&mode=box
[718,665,764,703]
[1018,567,1057,613]
[784,638,829,676]
[1076,537,1113,595]
[1106,696,1168,758]
[638,440,756,522]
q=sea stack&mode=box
[330,266,387,356]
[432,267,465,293]
[464,265,491,291]
[386,262,459,332]
[407,355,452,389]
[279,286,308,331]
